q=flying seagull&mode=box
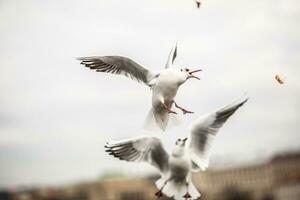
[77,43,202,131]
[105,98,248,200]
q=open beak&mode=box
[188,69,202,80]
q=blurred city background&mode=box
[0,0,299,200]
[2,151,300,200]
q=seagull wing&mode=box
[105,136,169,174]
[77,56,154,85]
[188,98,248,171]
[165,42,178,68]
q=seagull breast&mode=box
[169,153,190,180]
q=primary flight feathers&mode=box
[189,98,248,171]
[165,42,178,68]
[77,56,154,85]
[77,43,202,131]
[105,136,169,174]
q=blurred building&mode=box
[9,178,160,200]
[9,152,300,200]
[194,152,300,200]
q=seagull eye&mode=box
[185,69,189,72]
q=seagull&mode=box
[105,98,248,200]
[77,43,202,131]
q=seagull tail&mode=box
[168,111,181,129]
[144,107,166,131]
[155,178,201,200]
[144,107,180,132]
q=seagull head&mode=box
[175,137,188,147]
[173,138,188,157]
[180,68,202,81]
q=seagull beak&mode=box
[183,138,188,143]
[188,69,202,80]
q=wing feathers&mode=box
[165,42,178,68]
[189,98,248,171]
[105,136,169,174]
[77,56,153,85]
[213,99,248,128]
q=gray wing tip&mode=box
[76,57,89,61]
[165,41,179,68]
[228,97,248,112]
[76,56,100,61]
[216,97,248,124]
[172,43,178,64]
[223,96,249,110]
[236,97,249,108]
[104,142,110,148]
[75,57,90,65]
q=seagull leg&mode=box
[154,190,163,199]
[155,179,169,199]
[183,182,192,200]
[162,102,177,114]
[173,101,194,114]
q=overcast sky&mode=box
[0,0,300,189]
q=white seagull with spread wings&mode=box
[77,43,202,131]
[105,98,248,200]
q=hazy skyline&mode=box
[0,0,300,189]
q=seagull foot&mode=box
[183,192,191,199]
[155,190,163,198]
[172,101,193,115]
[162,103,177,114]
[168,110,178,114]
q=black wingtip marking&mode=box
[214,98,248,126]
[172,45,178,64]
[104,142,110,148]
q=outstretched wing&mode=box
[188,98,248,171]
[105,136,169,174]
[165,42,178,68]
[77,56,154,85]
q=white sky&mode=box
[0,0,300,189]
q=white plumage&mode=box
[105,98,248,200]
[77,43,202,131]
